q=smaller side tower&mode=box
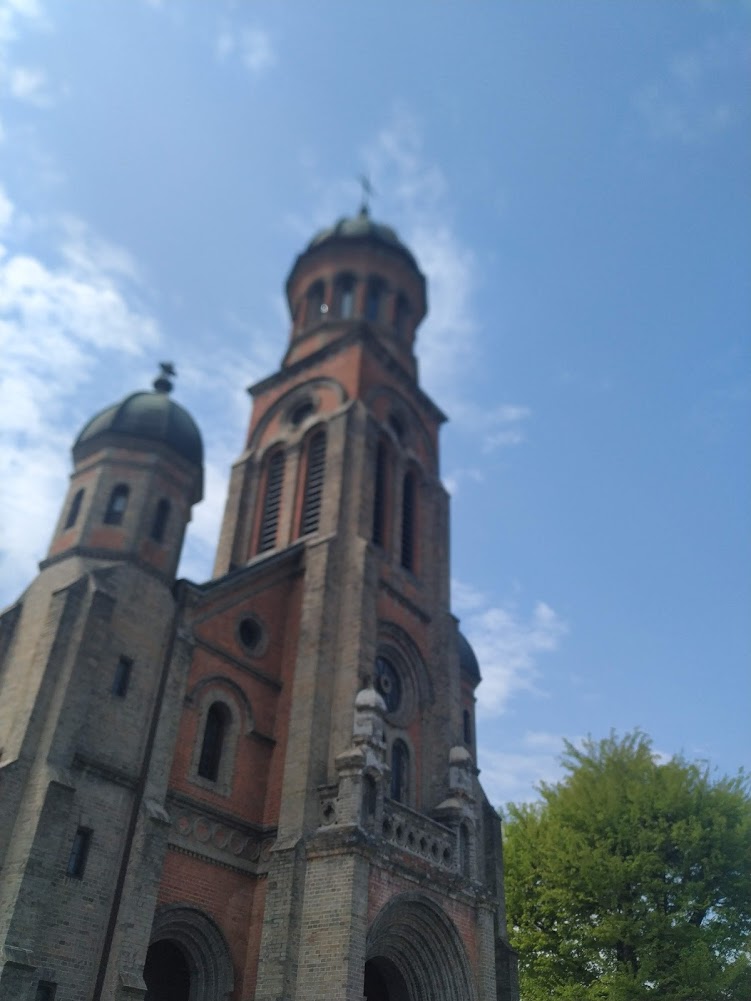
[46,364,203,583]
[0,368,203,1001]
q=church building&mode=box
[0,209,519,1001]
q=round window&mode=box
[290,399,315,427]
[238,616,264,655]
[375,656,402,714]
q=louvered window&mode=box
[400,472,415,571]
[258,451,285,553]
[300,431,327,536]
[372,441,387,546]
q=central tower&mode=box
[205,207,518,1000]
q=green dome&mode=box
[308,208,417,267]
[74,384,203,468]
[457,631,481,684]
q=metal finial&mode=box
[153,361,176,394]
[358,174,374,215]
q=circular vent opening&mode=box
[238,617,264,654]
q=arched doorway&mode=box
[145,905,234,1001]
[143,939,191,1001]
[365,893,476,1001]
[364,956,410,1001]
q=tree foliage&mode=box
[503,732,751,1001]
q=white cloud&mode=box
[0,199,161,602]
[480,730,578,806]
[452,578,488,614]
[0,0,45,45]
[0,183,13,231]
[452,401,532,453]
[287,107,494,410]
[215,26,233,61]
[3,0,45,18]
[360,107,477,403]
[453,577,567,717]
[9,64,50,105]
[634,32,748,144]
[0,0,54,132]
[354,109,535,454]
[442,466,484,496]
[216,23,276,77]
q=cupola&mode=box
[46,365,204,581]
[283,206,427,377]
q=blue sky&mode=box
[1,0,748,804]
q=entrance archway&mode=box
[364,956,410,1001]
[143,939,191,1001]
[365,893,476,1001]
[146,904,234,1001]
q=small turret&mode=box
[46,364,204,582]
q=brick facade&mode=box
[0,211,518,1001]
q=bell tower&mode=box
[205,208,518,1000]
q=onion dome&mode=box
[73,365,203,499]
[457,631,481,684]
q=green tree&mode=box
[503,732,751,1001]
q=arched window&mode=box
[257,451,285,553]
[372,440,388,547]
[66,826,92,878]
[463,708,472,745]
[305,280,325,326]
[365,278,383,322]
[390,740,410,804]
[299,430,326,536]
[104,484,129,526]
[400,472,416,571]
[334,274,356,318]
[197,702,231,781]
[150,498,171,542]
[362,774,378,826]
[394,293,410,338]
[64,488,84,530]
